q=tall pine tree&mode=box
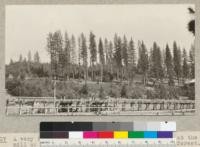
[127,38,136,83]
[114,34,122,80]
[151,42,164,81]
[182,48,189,81]
[64,32,71,79]
[104,38,109,65]
[89,32,97,80]
[28,51,32,62]
[80,33,88,84]
[137,41,149,85]
[70,35,76,78]
[122,35,128,79]
[165,44,174,85]
[189,44,195,79]
[108,41,113,75]
[173,41,182,84]
[34,51,40,63]
[98,38,105,82]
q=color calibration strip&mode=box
[40,121,176,139]
[40,122,176,131]
[40,131,173,139]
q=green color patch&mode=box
[128,131,144,138]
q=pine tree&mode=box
[128,38,136,66]
[70,35,76,64]
[78,36,82,80]
[189,44,195,79]
[23,57,27,63]
[9,59,13,65]
[137,41,149,85]
[98,38,105,82]
[47,31,64,80]
[27,51,32,75]
[157,45,164,80]
[104,38,111,81]
[127,38,136,83]
[182,48,189,81]
[80,33,88,84]
[47,32,57,78]
[165,44,174,85]
[173,41,182,84]
[28,51,32,62]
[150,42,164,81]
[70,35,77,78]
[64,32,71,79]
[19,54,23,62]
[34,51,40,63]
[114,34,122,80]
[104,38,109,65]
[122,35,128,67]
[122,35,128,80]
[54,31,64,79]
[89,32,97,80]
[108,41,113,75]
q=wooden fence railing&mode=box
[6,96,195,115]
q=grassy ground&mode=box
[6,72,194,100]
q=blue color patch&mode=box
[144,131,157,138]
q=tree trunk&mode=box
[85,65,88,85]
[78,64,80,81]
[100,65,103,83]
[143,73,146,86]
[117,69,119,81]
[110,63,113,75]
[120,67,123,83]
[92,62,94,81]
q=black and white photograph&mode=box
[5,4,195,116]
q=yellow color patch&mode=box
[114,131,128,139]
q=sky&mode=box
[5,4,195,64]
